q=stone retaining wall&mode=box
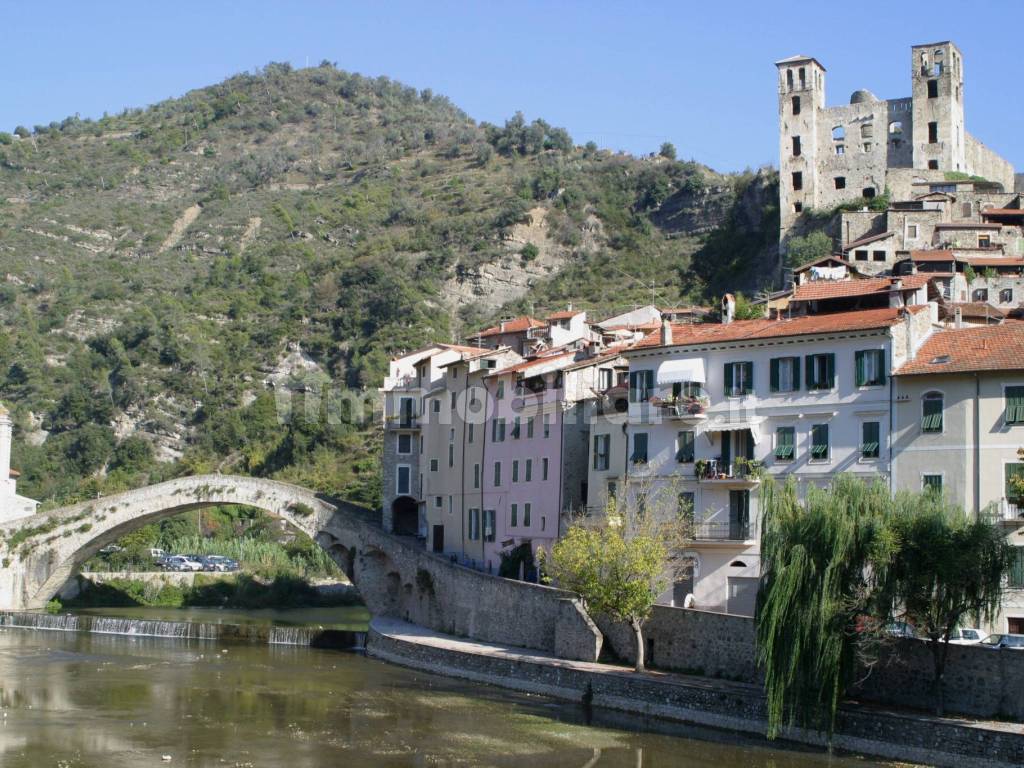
[367,619,1024,768]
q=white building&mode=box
[0,403,38,522]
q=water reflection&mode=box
[0,629,879,768]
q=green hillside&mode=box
[0,61,777,509]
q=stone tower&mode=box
[776,55,826,246]
[911,42,965,174]
[0,403,11,497]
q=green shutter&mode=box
[775,428,795,460]
[1005,463,1024,502]
[792,357,801,391]
[744,362,754,394]
[770,358,779,392]
[875,350,886,386]
[804,355,814,389]
[1006,386,1024,424]
[861,421,880,457]
[825,354,835,388]
[922,396,943,432]
[724,362,733,394]
[855,351,866,387]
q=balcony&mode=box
[996,499,1024,526]
[385,414,420,430]
[654,396,709,424]
[694,458,761,488]
[693,520,756,542]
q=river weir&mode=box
[0,610,366,649]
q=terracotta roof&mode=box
[486,351,577,378]
[791,274,930,302]
[981,208,1024,217]
[631,306,925,350]
[546,309,583,320]
[940,302,1005,319]
[9,469,20,479]
[897,323,1024,375]
[934,221,1001,230]
[958,257,1024,268]
[908,250,955,262]
[843,231,895,250]
[471,316,547,338]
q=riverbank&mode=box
[366,617,1024,768]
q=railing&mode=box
[693,520,755,541]
[998,499,1024,521]
[695,458,761,482]
[385,414,419,429]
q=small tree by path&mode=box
[877,491,1013,716]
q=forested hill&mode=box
[0,61,778,508]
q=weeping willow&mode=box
[755,475,895,739]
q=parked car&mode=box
[202,555,240,572]
[948,627,988,645]
[98,544,123,555]
[161,555,203,572]
[978,633,1024,650]
[884,621,917,639]
[148,548,167,560]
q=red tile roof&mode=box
[546,309,583,320]
[631,306,926,350]
[844,231,895,250]
[958,257,1024,268]
[486,351,577,377]
[908,250,955,262]
[471,316,547,338]
[791,274,931,301]
[981,208,1024,217]
[940,301,1005,319]
[897,323,1024,375]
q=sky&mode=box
[1,1,1021,173]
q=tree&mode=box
[876,492,1013,715]
[658,142,677,160]
[784,230,832,269]
[544,479,690,672]
[756,475,896,739]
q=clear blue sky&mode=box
[2,1,1021,172]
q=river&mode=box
[0,612,883,768]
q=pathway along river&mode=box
[0,609,884,768]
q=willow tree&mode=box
[755,475,895,739]
[876,492,1013,716]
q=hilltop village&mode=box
[381,41,1024,635]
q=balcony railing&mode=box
[693,520,755,541]
[997,499,1024,523]
[385,414,419,429]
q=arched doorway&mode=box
[391,496,418,536]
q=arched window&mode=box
[922,392,943,433]
[888,120,903,135]
[933,49,944,76]
[729,560,747,568]
[786,69,794,89]
[832,125,845,141]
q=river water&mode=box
[0,616,882,767]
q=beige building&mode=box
[0,403,37,522]
[893,323,1024,634]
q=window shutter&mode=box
[1006,387,1024,424]
[744,362,754,394]
[770,358,779,392]
[724,363,733,394]
[792,357,801,391]
[745,429,755,458]
[855,351,866,387]
[825,354,835,388]
[875,350,886,386]
[804,356,814,389]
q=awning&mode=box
[656,357,705,385]
[702,416,764,444]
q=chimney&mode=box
[660,319,673,346]
[954,306,963,329]
[721,293,736,325]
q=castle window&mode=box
[862,187,876,199]
[861,123,874,139]
[792,136,801,157]
[855,250,869,261]
[928,160,939,170]
[928,122,938,143]
[791,172,802,191]
[835,144,845,155]
[872,250,886,262]
[972,288,989,302]
[1000,288,1013,304]
[832,126,845,140]
[793,202,803,213]
[962,202,973,218]
[907,224,919,239]
[933,50,944,76]
[888,120,903,135]
[863,143,872,152]
[791,95,801,115]
[979,234,991,248]
[927,79,938,98]
[834,176,846,190]
[798,67,806,86]
[920,52,929,75]
[786,69,794,89]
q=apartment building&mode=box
[893,323,1024,634]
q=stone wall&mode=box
[368,618,1024,768]
[965,133,1016,192]
[598,603,1024,721]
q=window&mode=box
[483,510,496,542]
[512,460,520,483]
[468,423,474,443]
[907,224,918,239]
[543,414,552,438]
[862,187,876,199]
[629,370,654,402]
[398,397,415,427]
[861,123,873,139]
[473,463,480,489]
[872,250,886,262]
[496,381,504,400]
[791,95,801,115]
[1006,386,1024,425]
[972,288,989,302]
[524,503,532,527]
[863,143,872,153]
[450,392,457,410]
[435,496,443,509]
[671,381,703,399]
[861,421,880,459]
[922,474,943,494]
[792,136,801,157]
[526,417,535,438]
[979,234,992,248]
[468,509,480,540]
[835,144,845,155]
[855,250,869,261]
[493,462,502,486]
[396,465,411,495]
[429,458,439,472]
[889,120,903,135]
[805,353,835,390]
[922,392,944,433]
[927,79,938,99]
[1005,463,1024,503]
[928,160,939,170]
[1008,549,1024,590]
[769,356,800,393]
[791,172,803,191]
[794,202,803,213]
[510,504,518,527]
[810,423,830,461]
[448,443,454,468]
[832,126,845,141]
[999,288,1014,304]
[432,398,441,414]
[397,433,412,455]
[631,433,649,465]
[542,457,549,481]
[786,69,794,89]
[775,427,795,462]
[834,176,846,190]
[855,349,885,387]
[928,122,938,144]
[598,368,613,390]
[525,459,533,482]
[492,418,506,442]
[512,417,521,439]
[593,434,611,470]
[676,431,695,463]
[724,361,754,396]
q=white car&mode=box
[162,555,203,572]
[948,627,987,644]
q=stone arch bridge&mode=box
[0,475,599,660]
